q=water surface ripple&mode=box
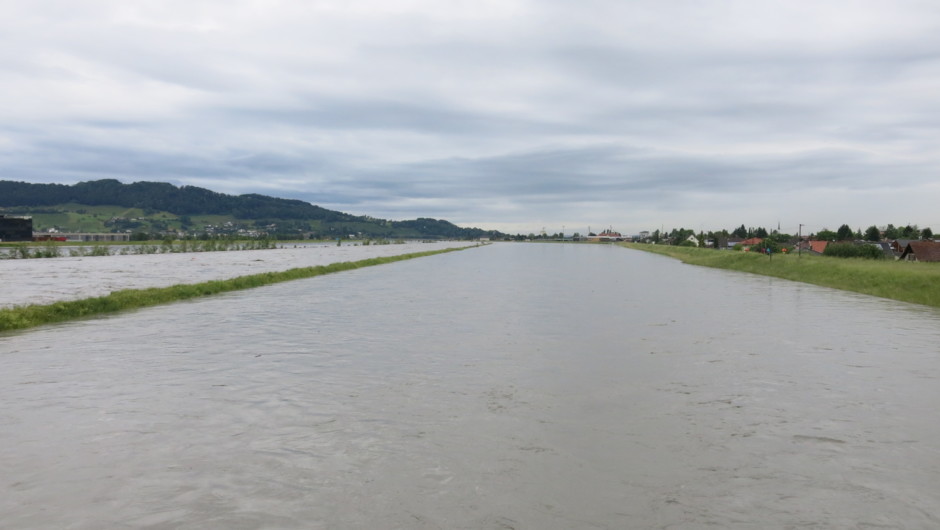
[2,243,939,528]
[0,241,469,308]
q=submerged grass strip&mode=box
[622,243,940,308]
[0,246,474,333]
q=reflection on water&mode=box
[2,243,940,528]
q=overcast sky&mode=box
[3,1,940,235]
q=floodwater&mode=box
[0,240,471,309]
[1,243,939,529]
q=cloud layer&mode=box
[3,0,940,234]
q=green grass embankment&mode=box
[0,246,474,333]
[622,243,940,308]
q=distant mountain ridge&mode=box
[0,179,500,239]
[0,179,354,220]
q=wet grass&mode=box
[622,243,940,308]
[0,246,475,333]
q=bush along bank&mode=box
[0,245,476,333]
[822,242,885,259]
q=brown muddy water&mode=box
[1,243,939,529]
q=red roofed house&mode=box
[808,240,829,254]
[793,240,830,254]
[739,237,763,250]
[589,229,623,242]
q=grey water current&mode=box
[2,243,939,528]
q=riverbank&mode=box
[621,243,940,308]
[0,245,476,333]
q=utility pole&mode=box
[798,224,803,258]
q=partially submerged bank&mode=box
[0,246,473,333]
[622,243,940,309]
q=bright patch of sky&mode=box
[3,0,940,235]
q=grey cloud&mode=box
[207,97,575,138]
[2,0,940,232]
[4,139,318,182]
[291,144,904,214]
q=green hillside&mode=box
[0,180,502,240]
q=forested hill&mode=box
[0,179,500,239]
[0,179,355,220]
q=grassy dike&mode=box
[621,243,940,308]
[0,246,475,333]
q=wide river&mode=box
[2,243,939,529]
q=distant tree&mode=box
[856,228,863,239]
[901,225,918,238]
[864,225,881,241]
[836,224,854,241]
[754,227,769,238]
[922,227,934,240]
[884,224,900,240]
[815,229,838,241]
[711,229,729,249]
[731,224,748,238]
[754,239,781,253]
[824,242,885,260]
[669,227,694,245]
[703,231,717,249]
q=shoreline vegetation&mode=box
[621,242,940,309]
[0,245,476,333]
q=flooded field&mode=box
[0,241,470,308]
[2,243,939,528]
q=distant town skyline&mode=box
[3,1,940,234]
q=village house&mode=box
[899,240,940,262]
[890,239,915,254]
[807,240,830,254]
[872,241,896,258]
[588,229,623,242]
[735,237,763,250]
[793,240,830,254]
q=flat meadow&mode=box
[623,243,940,308]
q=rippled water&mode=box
[2,243,939,528]
[0,241,470,308]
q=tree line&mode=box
[646,222,934,249]
[0,179,358,221]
